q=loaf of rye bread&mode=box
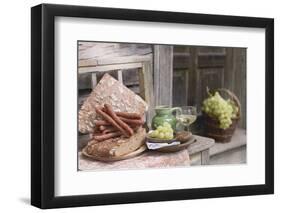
[79,74,148,133]
[86,127,146,157]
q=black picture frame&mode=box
[31,3,274,209]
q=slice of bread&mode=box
[86,127,146,158]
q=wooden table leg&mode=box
[201,149,210,165]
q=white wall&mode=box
[0,0,280,212]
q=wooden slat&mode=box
[98,55,152,66]
[139,61,154,126]
[188,47,198,106]
[91,73,97,89]
[117,70,123,83]
[233,48,247,128]
[173,53,225,69]
[224,48,246,128]
[79,59,98,67]
[224,48,235,91]
[153,45,173,106]
[172,69,188,106]
[153,45,160,105]
[187,135,215,155]
[79,62,143,74]
[201,150,210,165]
[78,42,152,60]
[79,55,152,67]
[198,53,226,68]
[173,54,190,69]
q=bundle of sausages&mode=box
[93,104,144,141]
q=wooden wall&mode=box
[172,46,247,129]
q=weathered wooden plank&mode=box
[188,135,215,155]
[79,62,143,74]
[78,90,91,108]
[188,47,199,106]
[201,149,210,165]
[240,49,247,129]
[225,48,246,129]
[198,53,226,68]
[234,48,246,129]
[79,59,98,67]
[154,45,173,106]
[173,53,190,69]
[117,70,123,83]
[154,45,160,105]
[78,42,152,60]
[190,153,202,166]
[79,55,152,67]
[127,85,140,94]
[210,146,246,165]
[139,61,154,126]
[173,52,225,69]
[172,69,188,106]
[224,48,235,91]
[78,73,92,90]
[97,55,152,66]
[123,69,139,86]
[198,47,225,53]
[199,68,225,107]
[91,73,97,89]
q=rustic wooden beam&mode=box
[201,149,210,165]
[153,45,173,106]
[224,48,234,91]
[79,55,152,67]
[139,61,154,126]
[188,47,199,106]
[117,70,123,83]
[91,73,97,89]
[79,62,143,74]
[79,59,98,67]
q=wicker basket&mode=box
[203,88,241,143]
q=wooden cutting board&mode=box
[82,145,147,162]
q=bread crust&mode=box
[86,127,146,158]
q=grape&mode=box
[157,126,164,132]
[149,123,174,139]
[202,91,238,129]
[159,132,165,139]
[149,131,157,138]
[166,128,173,134]
[164,132,170,139]
[168,133,174,139]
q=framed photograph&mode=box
[31,3,274,209]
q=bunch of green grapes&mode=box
[202,91,238,129]
[227,99,239,119]
[149,122,174,139]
